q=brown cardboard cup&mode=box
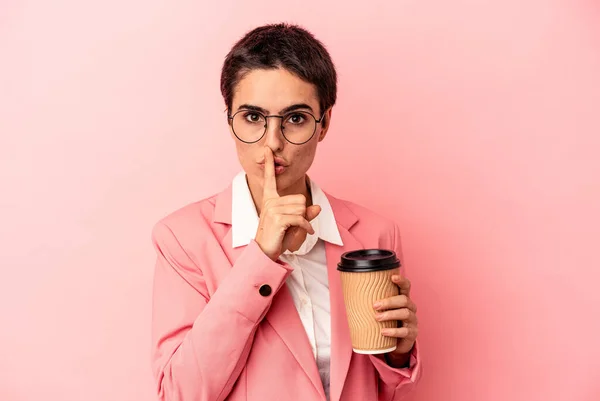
[338,249,400,354]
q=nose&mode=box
[263,116,285,153]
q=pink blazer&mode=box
[150,183,422,401]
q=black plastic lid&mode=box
[337,249,400,272]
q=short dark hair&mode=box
[220,23,337,119]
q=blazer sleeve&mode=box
[150,222,293,401]
[369,223,423,401]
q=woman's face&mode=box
[228,68,331,196]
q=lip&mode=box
[258,161,288,175]
[273,157,288,166]
[258,157,288,167]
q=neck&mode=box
[247,174,313,215]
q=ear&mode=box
[318,108,332,142]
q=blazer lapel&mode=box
[213,184,326,399]
[265,283,326,399]
[325,194,362,401]
[326,229,363,401]
[214,184,363,401]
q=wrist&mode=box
[254,239,279,261]
[384,349,411,369]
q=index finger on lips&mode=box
[263,146,279,199]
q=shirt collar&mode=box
[231,171,344,253]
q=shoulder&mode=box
[151,192,222,246]
[326,192,399,245]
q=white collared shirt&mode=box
[231,171,343,400]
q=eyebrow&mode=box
[237,103,315,115]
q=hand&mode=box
[255,147,321,261]
[373,274,418,361]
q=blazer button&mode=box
[259,284,272,297]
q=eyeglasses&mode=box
[228,109,325,145]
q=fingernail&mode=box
[392,275,400,282]
[381,329,391,335]
[373,302,382,310]
[375,313,383,321]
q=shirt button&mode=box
[259,284,272,297]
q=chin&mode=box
[272,172,294,191]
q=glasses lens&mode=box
[282,112,316,144]
[231,110,318,144]
[232,111,267,143]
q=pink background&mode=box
[1,1,599,400]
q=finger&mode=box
[271,194,308,206]
[284,226,305,252]
[280,215,315,235]
[305,205,321,222]
[391,275,411,296]
[263,147,279,199]
[268,205,307,216]
[375,308,417,324]
[381,325,419,339]
[284,207,319,250]
[373,294,416,312]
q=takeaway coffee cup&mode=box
[337,249,401,354]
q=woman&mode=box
[150,23,421,401]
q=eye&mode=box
[286,113,307,125]
[244,112,264,123]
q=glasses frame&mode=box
[227,109,326,145]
